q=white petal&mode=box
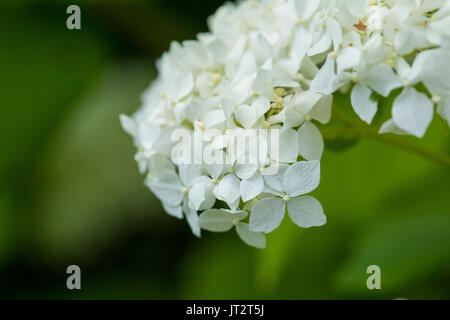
[203,110,225,129]
[290,91,322,116]
[392,87,434,138]
[240,173,265,202]
[232,74,256,105]
[252,95,271,117]
[162,203,183,219]
[235,104,258,129]
[199,180,216,211]
[310,56,337,95]
[336,47,361,74]
[119,114,137,137]
[205,150,225,180]
[221,97,236,120]
[227,198,241,211]
[361,65,402,97]
[199,209,245,232]
[294,0,320,21]
[168,71,194,101]
[251,33,274,64]
[284,160,320,197]
[395,28,429,55]
[272,128,299,163]
[287,196,326,228]
[309,95,332,124]
[234,51,257,80]
[379,119,409,135]
[148,154,176,179]
[249,197,286,233]
[178,164,202,187]
[328,17,343,51]
[235,161,258,180]
[253,69,273,97]
[428,16,450,45]
[152,126,176,156]
[214,174,241,207]
[395,57,411,80]
[146,174,184,205]
[235,223,266,249]
[139,121,161,150]
[183,203,200,237]
[308,32,332,56]
[284,107,306,129]
[298,122,324,161]
[290,26,312,69]
[188,182,206,211]
[262,164,289,195]
[437,97,450,126]
[350,82,378,124]
[345,0,368,17]
[413,49,450,95]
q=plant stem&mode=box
[333,107,450,167]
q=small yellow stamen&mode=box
[274,87,286,97]
[263,120,271,129]
[275,96,283,105]
[211,72,221,84]
[432,95,442,104]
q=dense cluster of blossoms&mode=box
[121,0,450,248]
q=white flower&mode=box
[121,0,450,247]
[199,209,266,248]
[234,96,271,129]
[388,87,434,138]
[250,161,326,233]
[307,6,343,56]
[120,114,161,173]
[281,91,331,160]
[146,161,214,236]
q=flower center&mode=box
[211,72,221,84]
[274,96,283,105]
[182,187,189,195]
[432,95,441,104]
[274,87,286,97]
[263,120,271,129]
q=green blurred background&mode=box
[0,0,449,299]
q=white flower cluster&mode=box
[121,0,450,248]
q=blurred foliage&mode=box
[0,0,449,299]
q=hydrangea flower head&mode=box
[122,0,450,248]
